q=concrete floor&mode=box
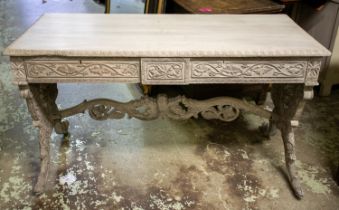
[0,0,339,209]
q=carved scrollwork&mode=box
[201,105,240,122]
[85,98,159,121]
[60,95,270,122]
[162,95,241,122]
[88,104,125,120]
[146,63,184,80]
[192,61,306,78]
[141,59,187,84]
[26,62,139,78]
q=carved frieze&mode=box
[141,59,187,84]
[305,59,321,86]
[10,57,322,86]
[191,60,307,79]
[26,61,140,78]
[146,63,183,80]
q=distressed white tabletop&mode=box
[4,13,330,57]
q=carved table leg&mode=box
[34,118,53,193]
[271,84,304,199]
[19,84,68,193]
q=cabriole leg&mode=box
[271,84,304,199]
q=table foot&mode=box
[271,84,304,199]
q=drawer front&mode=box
[189,59,308,84]
[141,58,188,84]
[25,58,140,82]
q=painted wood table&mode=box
[4,14,330,199]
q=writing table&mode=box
[4,13,330,198]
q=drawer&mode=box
[25,58,140,81]
[189,59,308,84]
[141,58,188,84]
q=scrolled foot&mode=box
[290,178,304,199]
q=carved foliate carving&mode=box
[160,95,242,122]
[26,61,139,78]
[60,95,271,122]
[10,58,26,84]
[305,59,321,86]
[87,97,159,121]
[146,63,183,80]
[141,59,187,84]
[191,61,307,78]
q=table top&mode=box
[4,13,330,58]
[173,0,284,14]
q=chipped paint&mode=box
[238,149,249,160]
[266,188,280,199]
[0,90,29,132]
[111,191,123,203]
[59,172,77,186]
[296,161,332,194]
[0,157,32,208]
[149,192,186,210]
